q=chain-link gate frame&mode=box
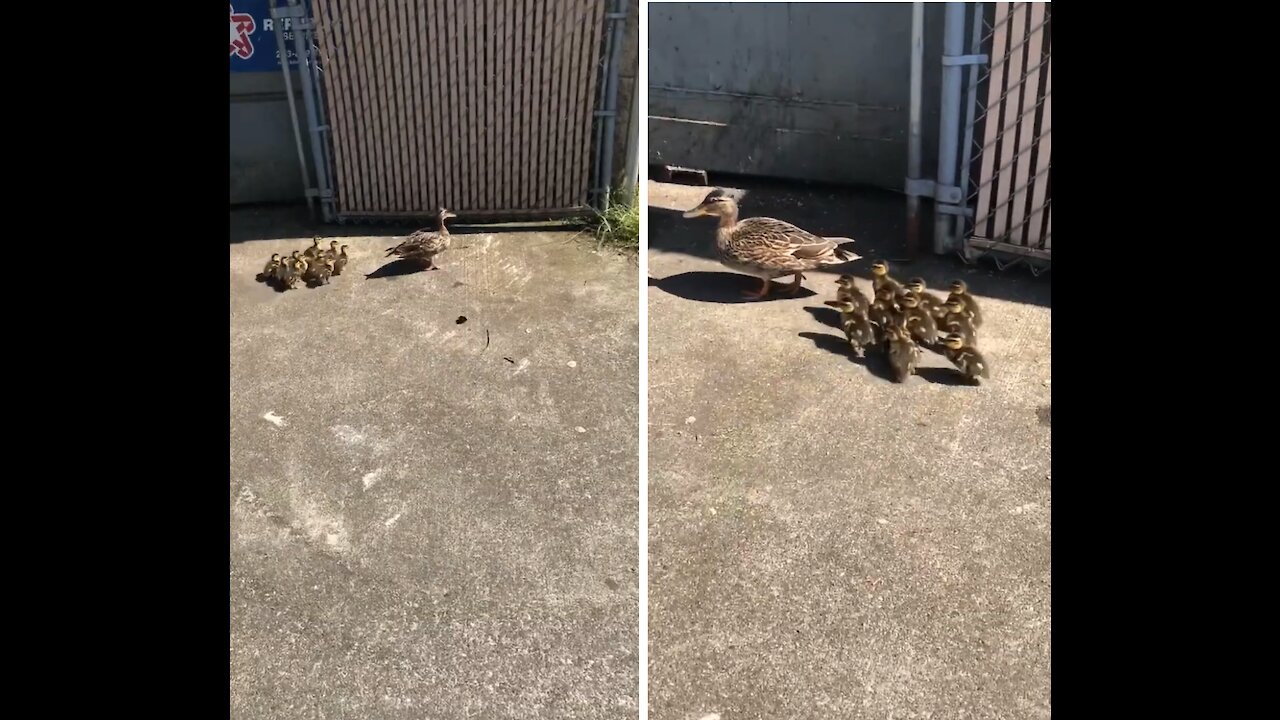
[272,0,628,225]
[955,2,1051,275]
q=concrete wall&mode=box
[230,70,320,205]
[648,2,945,191]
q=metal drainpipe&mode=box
[287,0,332,221]
[933,2,967,254]
[273,3,314,218]
[905,2,924,260]
[956,3,985,250]
[597,0,630,209]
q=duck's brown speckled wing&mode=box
[386,229,448,258]
[723,217,854,272]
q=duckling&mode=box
[870,260,903,297]
[940,297,979,346]
[274,253,297,284]
[947,279,983,328]
[905,277,946,321]
[941,332,990,384]
[332,245,349,275]
[823,299,877,357]
[897,292,939,345]
[257,254,281,282]
[885,323,921,383]
[309,259,334,286]
[278,257,303,290]
[681,188,861,299]
[833,275,871,315]
[866,285,900,341]
[303,237,322,260]
[320,240,340,261]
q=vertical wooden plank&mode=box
[1007,2,1045,247]
[482,0,497,210]
[572,0,607,204]
[388,0,411,213]
[421,0,444,214]
[466,0,483,211]
[376,0,397,213]
[560,0,587,206]
[510,0,527,207]
[347,2,381,214]
[1041,200,1051,251]
[364,1,391,212]
[518,0,539,208]
[404,0,426,214]
[456,0,473,211]
[488,0,504,210]
[444,0,464,210]
[1028,58,1051,250]
[532,2,554,209]
[974,2,1012,239]
[543,1,565,208]
[990,2,1027,243]
[398,0,421,213]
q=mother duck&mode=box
[682,188,861,299]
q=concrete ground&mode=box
[647,179,1051,719]
[230,207,638,718]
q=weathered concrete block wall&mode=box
[230,71,319,205]
[649,2,945,191]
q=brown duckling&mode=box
[941,333,990,384]
[278,257,304,289]
[905,277,945,321]
[940,297,979,346]
[833,275,871,315]
[309,259,334,286]
[321,240,340,261]
[303,237,322,260]
[867,285,901,341]
[257,254,281,282]
[897,292,939,345]
[332,245,349,275]
[885,323,921,383]
[274,252,298,284]
[947,279,983,328]
[870,260,903,297]
[823,299,877,357]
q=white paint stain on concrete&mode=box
[513,358,531,375]
[331,425,366,445]
[384,511,403,528]
[262,411,287,427]
[361,468,385,491]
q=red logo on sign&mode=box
[229,4,256,60]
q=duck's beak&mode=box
[682,204,708,218]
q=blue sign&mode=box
[229,1,312,73]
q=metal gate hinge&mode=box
[937,204,974,218]
[942,54,989,66]
[270,6,309,19]
[906,178,963,205]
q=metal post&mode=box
[905,2,925,260]
[957,3,985,252]
[286,0,332,222]
[273,3,314,218]
[933,2,967,254]
[592,0,628,211]
[620,61,640,199]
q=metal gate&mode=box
[957,2,1051,273]
[272,0,628,223]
